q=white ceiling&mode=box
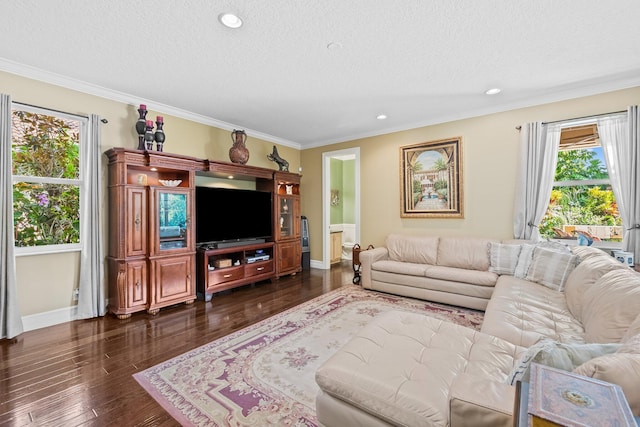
[1,1,639,149]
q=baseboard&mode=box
[310,259,325,269]
[22,305,79,332]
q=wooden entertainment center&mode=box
[106,148,302,318]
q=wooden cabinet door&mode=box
[127,260,148,309]
[126,187,147,257]
[291,197,301,238]
[150,255,194,307]
[277,240,301,276]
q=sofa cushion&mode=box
[619,333,640,353]
[570,245,610,261]
[370,270,495,300]
[437,237,496,271]
[386,233,439,264]
[315,311,521,427]
[370,260,429,277]
[573,334,640,416]
[488,242,522,275]
[564,253,628,320]
[581,268,640,343]
[481,276,585,347]
[622,313,640,343]
[426,265,498,287]
[525,246,579,291]
[449,374,517,427]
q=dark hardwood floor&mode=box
[0,262,354,426]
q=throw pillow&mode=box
[513,244,536,279]
[507,339,620,385]
[488,242,522,275]
[537,240,571,253]
[525,246,579,291]
[508,339,555,385]
[573,348,640,416]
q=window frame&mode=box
[547,119,622,250]
[11,103,87,256]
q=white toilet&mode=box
[341,224,356,261]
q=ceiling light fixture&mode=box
[219,13,243,28]
[377,114,387,120]
[485,88,501,95]
[327,42,342,50]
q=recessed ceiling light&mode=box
[219,13,243,28]
[485,88,501,95]
[377,114,387,120]
[228,175,234,179]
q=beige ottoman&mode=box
[315,310,522,427]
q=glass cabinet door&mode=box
[157,190,190,251]
[278,196,293,238]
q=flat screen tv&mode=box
[195,186,273,245]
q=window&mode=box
[539,123,622,243]
[11,104,87,254]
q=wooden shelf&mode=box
[196,242,276,297]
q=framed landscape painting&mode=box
[400,137,463,218]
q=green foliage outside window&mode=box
[12,110,81,247]
[539,148,621,240]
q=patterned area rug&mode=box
[133,285,484,426]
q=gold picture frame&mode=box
[400,137,463,218]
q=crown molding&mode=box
[0,58,301,150]
[305,70,640,149]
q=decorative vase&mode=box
[154,116,165,152]
[135,104,148,150]
[229,129,249,164]
[144,120,154,151]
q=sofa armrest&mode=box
[449,373,515,427]
[359,247,388,289]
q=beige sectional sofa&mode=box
[359,234,502,310]
[316,235,640,427]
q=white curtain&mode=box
[513,122,561,240]
[598,107,640,260]
[77,114,106,318]
[0,94,24,339]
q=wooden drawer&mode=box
[208,266,243,286]
[245,260,274,277]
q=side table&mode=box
[513,363,637,426]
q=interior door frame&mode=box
[321,147,360,269]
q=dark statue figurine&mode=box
[267,145,289,172]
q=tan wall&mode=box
[300,86,640,261]
[4,67,639,316]
[1,70,300,317]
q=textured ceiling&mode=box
[1,1,639,149]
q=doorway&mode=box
[321,148,360,269]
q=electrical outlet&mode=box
[73,288,79,301]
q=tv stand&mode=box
[196,241,275,300]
